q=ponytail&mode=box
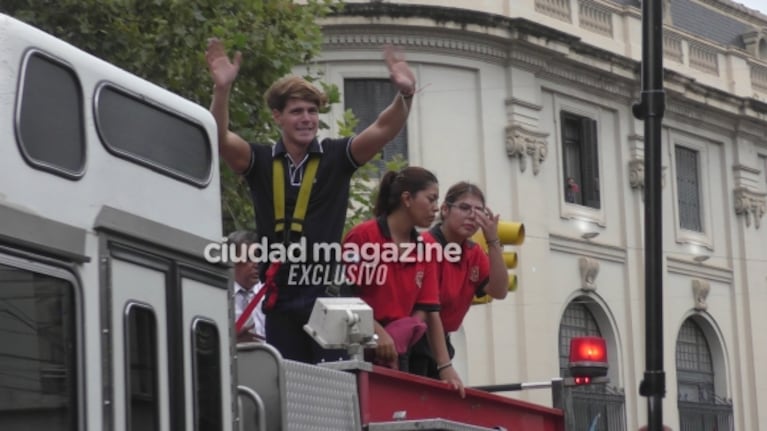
[374,171,399,217]
[373,167,438,217]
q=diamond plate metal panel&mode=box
[283,360,361,431]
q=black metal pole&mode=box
[632,1,666,430]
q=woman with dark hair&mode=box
[343,167,452,375]
[409,181,509,397]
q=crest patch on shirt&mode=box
[415,270,424,289]
[469,265,479,283]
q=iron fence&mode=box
[569,384,626,431]
[679,400,733,431]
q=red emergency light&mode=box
[573,376,591,385]
[568,336,608,378]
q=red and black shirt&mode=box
[423,224,490,333]
[343,217,440,324]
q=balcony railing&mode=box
[752,63,767,92]
[679,400,734,431]
[571,384,626,431]
[535,0,572,22]
[579,0,612,37]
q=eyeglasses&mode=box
[448,202,486,215]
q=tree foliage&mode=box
[3,0,407,236]
[1,0,336,232]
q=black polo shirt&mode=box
[243,137,359,311]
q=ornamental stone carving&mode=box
[692,279,710,311]
[734,187,766,229]
[742,29,765,59]
[579,257,600,292]
[505,124,549,175]
[629,159,644,189]
[628,157,666,192]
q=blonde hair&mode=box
[264,75,328,112]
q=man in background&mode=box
[229,230,265,342]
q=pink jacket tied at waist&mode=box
[376,316,427,369]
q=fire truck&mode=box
[0,13,605,431]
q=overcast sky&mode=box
[732,0,765,15]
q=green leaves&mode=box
[3,0,336,233]
[2,0,404,236]
[345,153,409,236]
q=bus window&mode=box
[192,319,222,431]
[125,303,159,431]
[94,84,212,187]
[16,50,85,178]
[0,262,77,430]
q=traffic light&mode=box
[565,336,609,386]
[471,221,525,304]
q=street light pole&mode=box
[632,1,666,431]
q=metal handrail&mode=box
[237,385,267,431]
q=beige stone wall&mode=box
[311,1,767,429]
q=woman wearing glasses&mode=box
[409,182,510,397]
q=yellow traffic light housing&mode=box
[471,221,525,304]
[497,221,525,245]
[502,251,517,269]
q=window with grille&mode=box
[561,112,600,209]
[676,319,714,402]
[558,300,626,431]
[558,301,602,377]
[344,79,408,170]
[676,319,733,430]
[675,145,703,232]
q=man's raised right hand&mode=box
[206,38,242,90]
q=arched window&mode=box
[676,319,713,402]
[558,299,625,431]
[559,301,601,376]
[676,318,733,430]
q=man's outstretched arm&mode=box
[206,38,251,173]
[350,45,417,165]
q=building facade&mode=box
[307,0,767,429]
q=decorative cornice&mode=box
[665,98,706,122]
[325,25,637,101]
[667,256,733,284]
[505,124,549,175]
[579,256,600,292]
[733,163,761,176]
[323,27,509,65]
[733,187,766,229]
[508,45,550,71]
[538,62,635,100]
[549,233,627,263]
[692,279,711,311]
[505,97,543,112]
[322,3,767,125]
[664,96,744,136]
